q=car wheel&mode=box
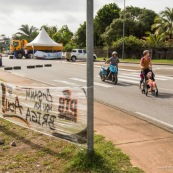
[71,56,76,62]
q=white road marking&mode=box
[135,112,173,129]
[159,88,173,92]
[53,80,77,86]
[70,78,113,88]
[118,78,139,84]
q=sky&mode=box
[0,0,172,38]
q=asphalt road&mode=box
[1,57,173,131]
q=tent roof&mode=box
[26,28,62,47]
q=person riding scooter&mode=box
[105,51,119,78]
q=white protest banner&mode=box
[0,82,87,144]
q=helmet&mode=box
[112,51,117,55]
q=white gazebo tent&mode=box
[26,27,63,52]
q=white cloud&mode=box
[0,0,172,37]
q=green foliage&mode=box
[112,35,147,58]
[0,35,10,52]
[0,118,144,173]
[94,3,121,46]
[53,25,73,46]
[152,7,173,43]
[65,135,144,173]
[144,32,166,48]
[102,6,157,46]
[15,24,38,42]
[73,22,86,48]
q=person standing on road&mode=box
[14,48,17,59]
[24,48,28,59]
[140,50,153,88]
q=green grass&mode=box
[97,57,173,64]
[0,118,144,173]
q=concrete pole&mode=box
[122,0,126,60]
[86,0,94,152]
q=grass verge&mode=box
[97,57,173,64]
[0,118,144,173]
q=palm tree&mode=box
[152,7,173,40]
[16,24,38,42]
[144,32,166,48]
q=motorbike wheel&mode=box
[101,75,105,81]
[113,75,118,85]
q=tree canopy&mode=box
[14,24,38,42]
[102,6,157,46]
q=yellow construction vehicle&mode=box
[10,39,29,59]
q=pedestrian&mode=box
[24,48,28,59]
[139,50,153,88]
[14,48,17,59]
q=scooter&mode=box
[99,65,118,85]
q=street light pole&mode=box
[122,0,126,60]
[86,0,94,153]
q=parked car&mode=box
[66,49,97,62]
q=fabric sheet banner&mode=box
[34,51,62,59]
[0,82,87,144]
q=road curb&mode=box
[95,99,173,134]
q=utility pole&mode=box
[122,0,126,60]
[86,0,94,153]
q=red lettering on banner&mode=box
[58,90,78,122]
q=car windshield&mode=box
[83,50,86,53]
[13,42,19,47]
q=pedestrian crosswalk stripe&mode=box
[70,78,113,88]
[53,80,77,86]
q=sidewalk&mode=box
[1,70,173,173]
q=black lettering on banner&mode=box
[37,112,41,125]
[43,103,52,112]
[48,115,56,130]
[26,89,53,103]
[26,108,31,121]
[25,108,56,130]
[42,113,56,130]
[15,96,23,115]
[31,110,37,123]
[1,83,7,113]
[42,114,49,126]
[1,83,23,115]
[34,100,42,110]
